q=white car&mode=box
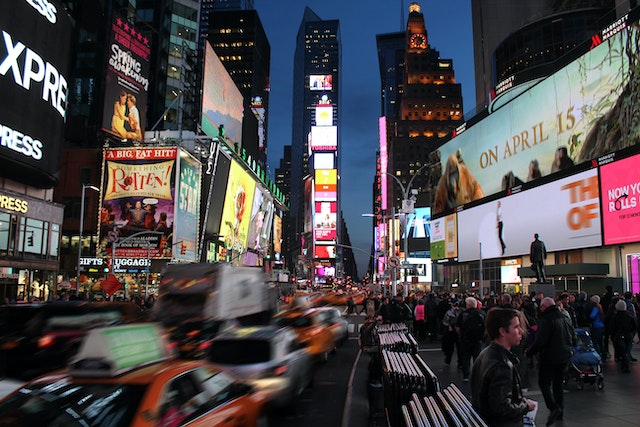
[207,325,315,409]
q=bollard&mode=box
[368,380,385,419]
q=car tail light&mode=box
[187,330,201,338]
[307,327,323,337]
[38,334,56,349]
[198,341,211,351]
[272,364,289,376]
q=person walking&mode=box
[471,307,536,427]
[526,297,576,426]
[529,233,547,283]
[456,296,486,382]
[609,299,637,372]
[588,295,606,359]
[414,298,426,341]
[441,299,460,368]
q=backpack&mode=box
[462,310,485,342]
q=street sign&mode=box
[388,256,400,268]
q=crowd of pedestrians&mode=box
[359,285,640,426]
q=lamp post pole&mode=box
[77,184,99,292]
[385,164,429,296]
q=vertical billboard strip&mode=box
[0,0,73,187]
[600,153,640,245]
[457,168,601,262]
[98,147,178,260]
[246,186,275,254]
[101,16,150,141]
[173,149,201,262]
[220,159,256,259]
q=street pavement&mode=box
[344,312,640,427]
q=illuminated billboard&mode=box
[201,41,244,143]
[273,214,282,254]
[315,105,333,126]
[98,147,178,260]
[600,152,640,245]
[315,245,336,259]
[457,168,601,262]
[0,0,73,188]
[310,126,337,151]
[220,159,256,257]
[101,16,150,142]
[309,74,333,91]
[314,152,335,169]
[246,186,275,253]
[314,169,337,201]
[173,150,201,262]
[314,201,337,242]
[432,17,640,214]
[430,214,457,261]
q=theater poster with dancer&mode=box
[101,16,150,141]
[98,147,178,260]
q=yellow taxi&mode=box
[272,307,337,362]
[0,324,269,427]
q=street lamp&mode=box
[385,163,430,296]
[77,184,100,291]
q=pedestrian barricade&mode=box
[401,385,488,427]
[378,330,419,354]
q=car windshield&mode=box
[273,316,312,328]
[209,339,271,364]
[0,381,148,426]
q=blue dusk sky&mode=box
[254,0,475,277]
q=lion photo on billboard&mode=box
[433,152,484,214]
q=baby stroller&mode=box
[566,328,604,390]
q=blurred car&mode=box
[0,301,146,380]
[315,306,349,346]
[207,326,314,409]
[272,307,337,362]
[0,323,269,427]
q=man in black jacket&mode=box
[471,308,536,427]
[526,297,576,426]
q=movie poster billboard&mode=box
[246,186,274,253]
[101,16,150,141]
[220,159,256,257]
[457,168,602,262]
[98,147,178,259]
[314,201,337,242]
[172,150,201,262]
[600,153,640,245]
[273,214,282,254]
[0,0,73,188]
[201,41,243,143]
[432,18,640,215]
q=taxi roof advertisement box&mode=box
[0,0,73,188]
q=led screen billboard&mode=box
[310,126,337,151]
[600,152,640,245]
[98,147,178,260]
[313,152,334,169]
[430,214,457,261]
[314,169,337,201]
[273,214,282,254]
[0,0,73,188]
[246,185,275,253]
[457,168,602,262]
[432,17,640,215]
[315,105,333,126]
[314,201,337,242]
[309,74,332,91]
[101,16,150,142]
[220,159,256,256]
[201,42,243,143]
[315,244,336,259]
[173,150,201,262]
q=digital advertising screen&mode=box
[501,259,523,285]
[430,214,457,261]
[101,16,150,142]
[0,0,73,188]
[432,17,640,215]
[315,244,336,259]
[457,168,602,262]
[315,105,333,126]
[313,152,335,169]
[246,186,275,253]
[600,152,640,245]
[314,169,337,201]
[309,74,333,91]
[220,159,256,256]
[172,149,201,262]
[310,126,337,151]
[273,214,282,254]
[98,147,178,260]
[201,42,244,143]
[314,201,337,242]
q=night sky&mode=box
[255,0,475,277]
